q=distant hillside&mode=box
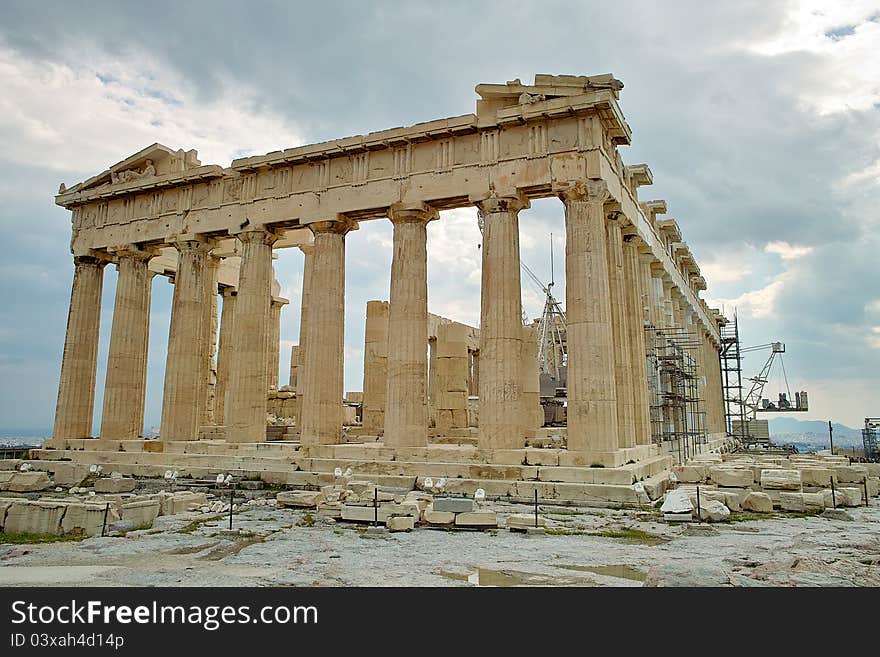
[769,417,863,448]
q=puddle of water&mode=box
[436,568,595,587]
[555,564,646,582]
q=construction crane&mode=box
[740,342,808,420]
[520,236,567,382]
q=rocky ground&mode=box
[2,498,879,587]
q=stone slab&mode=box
[432,497,474,513]
[94,477,136,493]
[454,511,497,527]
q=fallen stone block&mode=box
[0,471,52,492]
[867,477,879,498]
[660,489,693,516]
[760,469,802,491]
[317,503,343,519]
[722,492,742,512]
[821,508,853,521]
[157,491,209,516]
[422,509,455,525]
[506,514,547,530]
[672,465,706,483]
[803,492,825,511]
[386,516,414,532]
[742,492,774,513]
[800,468,835,487]
[698,500,731,522]
[0,498,16,531]
[834,466,867,484]
[382,501,421,518]
[61,503,118,536]
[4,500,67,535]
[778,492,805,512]
[708,467,753,488]
[454,511,497,528]
[120,499,160,527]
[432,497,474,513]
[839,487,862,507]
[94,478,136,494]
[341,504,390,523]
[276,491,324,508]
[663,512,694,523]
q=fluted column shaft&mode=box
[214,287,236,425]
[362,300,389,432]
[293,244,314,423]
[225,230,277,442]
[100,250,153,439]
[559,181,618,452]
[160,240,214,441]
[606,215,636,448]
[623,238,652,446]
[53,256,106,439]
[384,207,435,448]
[267,298,285,390]
[300,220,352,445]
[200,255,219,425]
[476,195,528,451]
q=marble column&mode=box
[300,220,353,445]
[623,238,652,446]
[267,297,286,391]
[383,206,435,448]
[293,244,314,424]
[225,230,277,442]
[606,214,636,448]
[476,195,528,451]
[559,180,618,452]
[160,240,214,441]
[53,255,106,439]
[200,254,220,426]
[100,249,153,440]
[214,287,236,425]
[362,300,389,433]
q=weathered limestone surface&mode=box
[606,214,636,448]
[384,206,434,448]
[54,256,105,439]
[362,301,389,432]
[623,237,652,445]
[300,221,351,445]
[214,287,236,425]
[434,323,471,432]
[200,254,219,425]
[160,240,213,441]
[292,244,314,423]
[560,182,618,452]
[225,230,277,442]
[100,250,153,440]
[477,195,528,451]
[520,325,543,437]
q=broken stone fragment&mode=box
[386,516,414,532]
[94,477,136,493]
[276,491,324,508]
[742,492,774,513]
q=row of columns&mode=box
[55,177,726,452]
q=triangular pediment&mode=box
[69,143,201,193]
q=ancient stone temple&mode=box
[42,74,730,506]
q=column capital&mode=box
[297,243,315,256]
[308,218,357,236]
[170,236,218,254]
[470,191,530,214]
[73,254,107,268]
[108,244,157,263]
[271,296,289,308]
[234,229,279,247]
[219,285,237,298]
[555,178,610,204]
[388,202,439,224]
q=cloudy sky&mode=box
[0,0,877,434]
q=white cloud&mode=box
[745,1,880,115]
[764,241,815,260]
[0,46,303,181]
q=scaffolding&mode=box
[720,313,746,441]
[646,325,707,464]
[863,417,880,462]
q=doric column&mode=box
[300,219,353,445]
[362,300,389,432]
[200,254,220,426]
[606,213,636,448]
[661,279,675,329]
[383,205,436,448]
[624,237,652,446]
[639,253,659,329]
[292,244,314,424]
[267,296,287,391]
[475,194,529,451]
[160,239,214,441]
[288,345,300,390]
[100,248,153,440]
[225,229,278,442]
[558,180,618,452]
[214,287,236,425]
[53,255,106,439]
